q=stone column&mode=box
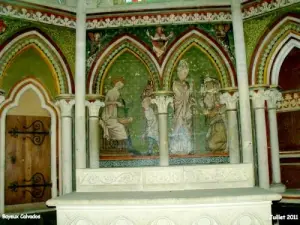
[265,88,286,192]
[86,95,105,168]
[75,0,87,168]
[151,92,173,166]
[0,89,5,214]
[251,88,270,189]
[220,90,240,163]
[231,0,254,164]
[56,95,75,194]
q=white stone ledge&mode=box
[76,164,254,192]
[47,187,281,207]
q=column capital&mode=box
[264,88,283,109]
[56,99,75,117]
[220,91,239,110]
[0,89,5,104]
[250,88,268,109]
[151,91,173,114]
[86,94,105,101]
[86,100,105,117]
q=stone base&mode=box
[47,188,281,225]
[270,183,286,193]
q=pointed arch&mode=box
[0,28,74,94]
[162,29,236,90]
[0,78,60,214]
[250,15,300,85]
[88,35,160,94]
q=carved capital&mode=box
[56,99,75,117]
[264,89,282,108]
[250,89,267,109]
[151,95,173,114]
[220,92,239,110]
[86,100,105,117]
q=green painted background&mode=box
[102,46,219,155]
[0,47,58,96]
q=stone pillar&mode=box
[251,88,270,189]
[265,88,286,192]
[151,92,173,166]
[220,90,240,163]
[231,0,254,164]
[0,89,5,214]
[86,95,105,168]
[56,95,75,194]
[75,0,87,169]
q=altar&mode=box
[47,164,281,225]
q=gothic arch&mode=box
[162,29,236,90]
[88,35,160,94]
[0,78,60,214]
[0,29,74,94]
[250,15,300,85]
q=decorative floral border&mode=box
[1,0,300,29]
[243,0,300,19]
[0,3,76,28]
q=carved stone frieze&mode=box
[276,91,300,112]
[79,171,141,185]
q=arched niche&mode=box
[169,46,227,156]
[0,44,59,97]
[100,50,157,156]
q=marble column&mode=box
[56,96,75,194]
[220,90,240,163]
[75,0,87,168]
[0,89,5,214]
[151,92,173,166]
[251,88,270,189]
[86,96,105,168]
[231,0,254,164]
[265,88,286,192]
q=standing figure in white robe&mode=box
[170,59,194,154]
[100,78,128,141]
[142,97,159,155]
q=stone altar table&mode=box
[47,164,281,225]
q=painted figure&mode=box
[146,27,173,58]
[100,77,131,141]
[199,76,227,152]
[141,80,154,99]
[170,59,195,154]
[142,97,159,155]
[87,32,102,67]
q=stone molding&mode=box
[76,164,254,192]
[0,89,5,105]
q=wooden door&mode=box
[277,111,300,189]
[5,115,52,205]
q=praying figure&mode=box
[170,59,195,155]
[100,77,132,142]
[146,27,174,58]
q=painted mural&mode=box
[88,25,232,165]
